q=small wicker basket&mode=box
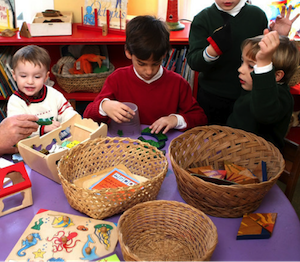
[169,125,285,218]
[57,137,168,220]
[117,200,218,261]
[51,60,114,93]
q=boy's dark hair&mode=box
[241,35,299,84]
[125,15,171,62]
[12,45,51,71]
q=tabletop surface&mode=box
[1,126,300,261]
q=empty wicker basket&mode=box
[57,137,168,219]
[169,125,285,218]
[118,200,218,261]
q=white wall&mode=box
[15,0,54,27]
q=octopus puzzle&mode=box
[6,209,118,261]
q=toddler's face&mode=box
[125,50,163,81]
[238,44,255,91]
[215,0,241,11]
[12,61,49,97]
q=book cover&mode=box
[89,167,139,190]
[237,213,277,240]
[0,0,16,30]
[83,0,128,30]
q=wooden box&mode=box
[18,114,107,184]
[30,11,73,37]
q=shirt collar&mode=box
[133,65,163,84]
[215,0,246,17]
[15,85,46,105]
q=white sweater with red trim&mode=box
[7,85,79,136]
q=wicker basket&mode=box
[169,125,285,218]
[57,137,168,219]
[289,65,300,87]
[51,60,114,93]
[117,200,218,261]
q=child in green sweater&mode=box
[226,29,299,149]
[187,0,299,125]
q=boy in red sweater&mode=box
[83,15,207,134]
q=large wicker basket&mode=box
[169,125,285,218]
[51,60,114,93]
[117,200,218,261]
[57,137,168,219]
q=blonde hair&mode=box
[241,35,299,84]
[12,45,51,71]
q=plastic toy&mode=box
[0,162,32,217]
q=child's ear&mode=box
[275,70,284,82]
[45,71,50,82]
[125,49,132,60]
[12,70,16,81]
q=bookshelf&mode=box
[0,22,192,109]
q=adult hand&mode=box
[0,114,39,155]
[269,5,300,36]
[102,100,135,123]
[149,115,177,134]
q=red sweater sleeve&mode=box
[83,66,207,129]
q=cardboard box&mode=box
[30,11,73,37]
[18,114,107,184]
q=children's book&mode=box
[83,0,128,30]
[90,167,139,190]
[74,164,148,190]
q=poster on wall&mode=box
[0,0,16,30]
[83,0,128,30]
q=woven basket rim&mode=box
[57,136,168,193]
[51,62,114,79]
[117,199,218,261]
[168,125,285,189]
[168,125,285,217]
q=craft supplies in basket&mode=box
[57,136,168,220]
[51,56,114,93]
[117,200,218,261]
[169,125,285,218]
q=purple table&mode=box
[1,127,300,261]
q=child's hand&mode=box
[102,100,135,123]
[269,5,300,36]
[207,22,232,56]
[256,30,280,67]
[149,115,177,134]
[44,120,61,133]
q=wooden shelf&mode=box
[0,22,191,103]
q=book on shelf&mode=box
[0,46,16,98]
[176,46,187,74]
[165,48,176,70]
